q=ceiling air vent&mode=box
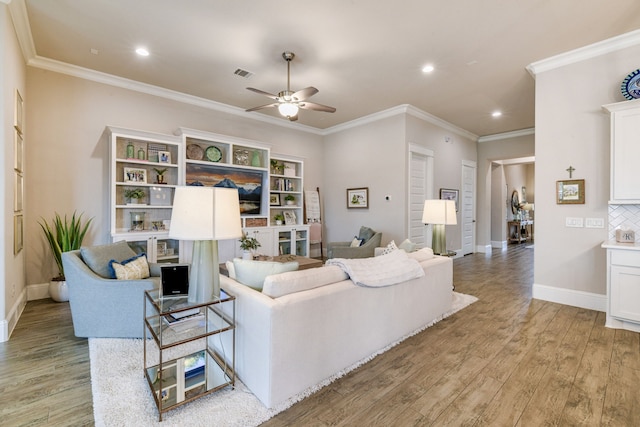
[234,68,253,78]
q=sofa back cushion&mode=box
[262,265,349,298]
[233,259,299,291]
[407,247,434,262]
[80,241,137,278]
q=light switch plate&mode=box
[566,217,584,227]
[585,218,605,228]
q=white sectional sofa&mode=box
[220,249,453,409]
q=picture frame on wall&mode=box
[347,187,369,209]
[556,179,585,204]
[439,188,459,211]
[14,89,23,134]
[124,167,147,183]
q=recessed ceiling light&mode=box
[422,64,435,73]
[492,111,502,118]
[135,47,149,57]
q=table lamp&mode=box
[169,186,242,302]
[422,199,457,256]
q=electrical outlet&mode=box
[566,217,584,228]
[585,218,605,228]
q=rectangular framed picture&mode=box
[14,173,23,212]
[124,167,147,183]
[147,143,167,162]
[15,130,23,172]
[269,194,280,206]
[284,210,297,225]
[14,89,23,134]
[347,187,369,209]
[158,151,172,164]
[14,214,23,255]
[557,179,585,204]
[439,188,459,212]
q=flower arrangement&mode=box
[239,233,261,251]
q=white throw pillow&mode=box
[262,265,349,298]
[350,237,363,247]
[225,260,236,280]
[398,238,418,252]
[381,240,398,255]
[232,259,299,291]
[407,247,434,262]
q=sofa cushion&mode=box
[262,265,349,298]
[398,238,419,252]
[358,226,376,243]
[381,240,398,255]
[233,259,299,291]
[226,260,237,279]
[350,237,363,247]
[109,253,150,280]
[407,247,435,262]
[81,241,137,278]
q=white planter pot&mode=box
[49,280,69,302]
[286,200,295,205]
[242,250,253,260]
[275,220,283,226]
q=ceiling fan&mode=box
[245,52,336,121]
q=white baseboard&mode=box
[27,282,50,301]
[491,240,507,250]
[476,244,492,254]
[1,289,27,342]
[532,283,606,312]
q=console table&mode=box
[508,220,533,243]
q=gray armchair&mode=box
[62,247,161,338]
[327,226,382,259]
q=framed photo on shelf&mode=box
[347,187,369,209]
[269,194,280,206]
[14,89,23,134]
[124,167,147,183]
[158,151,171,164]
[284,211,297,225]
[556,179,585,204]
[439,188,459,211]
[147,143,167,163]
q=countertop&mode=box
[601,239,640,250]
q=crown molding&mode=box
[405,104,478,141]
[7,0,35,60]
[527,29,640,77]
[478,128,535,143]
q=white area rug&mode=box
[89,292,477,426]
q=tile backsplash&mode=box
[608,204,640,240]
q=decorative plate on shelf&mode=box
[205,146,222,162]
[186,144,204,160]
[621,68,640,100]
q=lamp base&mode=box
[189,240,220,303]
[432,224,447,256]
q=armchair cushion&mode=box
[358,226,376,243]
[80,240,136,278]
[109,253,150,280]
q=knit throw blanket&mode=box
[326,249,425,287]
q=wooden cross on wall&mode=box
[566,166,575,178]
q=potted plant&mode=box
[270,159,284,175]
[284,194,296,205]
[239,233,261,260]
[274,213,285,225]
[153,167,168,184]
[39,212,93,302]
[124,188,145,204]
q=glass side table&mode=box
[143,289,235,421]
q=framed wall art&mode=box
[124,167,147,183]
[439,188,459,211]
[556,179,585,204]
[347,187,369,209]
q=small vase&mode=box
[137,148,146,160]
[276,220,283,226]
[242,250,253,260]
[49,280,69,302]
[126,142,135,159]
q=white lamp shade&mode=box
[422,199,457,225]
[169,186,243,240]
[278,102,299,117]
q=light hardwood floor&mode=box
[2,244,639,426]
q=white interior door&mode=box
[461,160,477,255]
[408,144,434,248]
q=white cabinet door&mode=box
[244,228,275,257]
[604,100,640,203]
[610,264,640,323]
[275,226,309,256]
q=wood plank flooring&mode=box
[2,244,639,426]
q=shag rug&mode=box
[89,292,477,426]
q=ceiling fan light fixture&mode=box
[278,102,299,117]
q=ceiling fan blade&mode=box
[298,101,336,113]
[291,87,318,102]
[245,102,279,112]
[246,87,279,100]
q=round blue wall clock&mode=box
[621,69,640,100]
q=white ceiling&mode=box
[17,0,640,136]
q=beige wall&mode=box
[2,3,27,339]
[532,44,640,297]
[25,68,323,285]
